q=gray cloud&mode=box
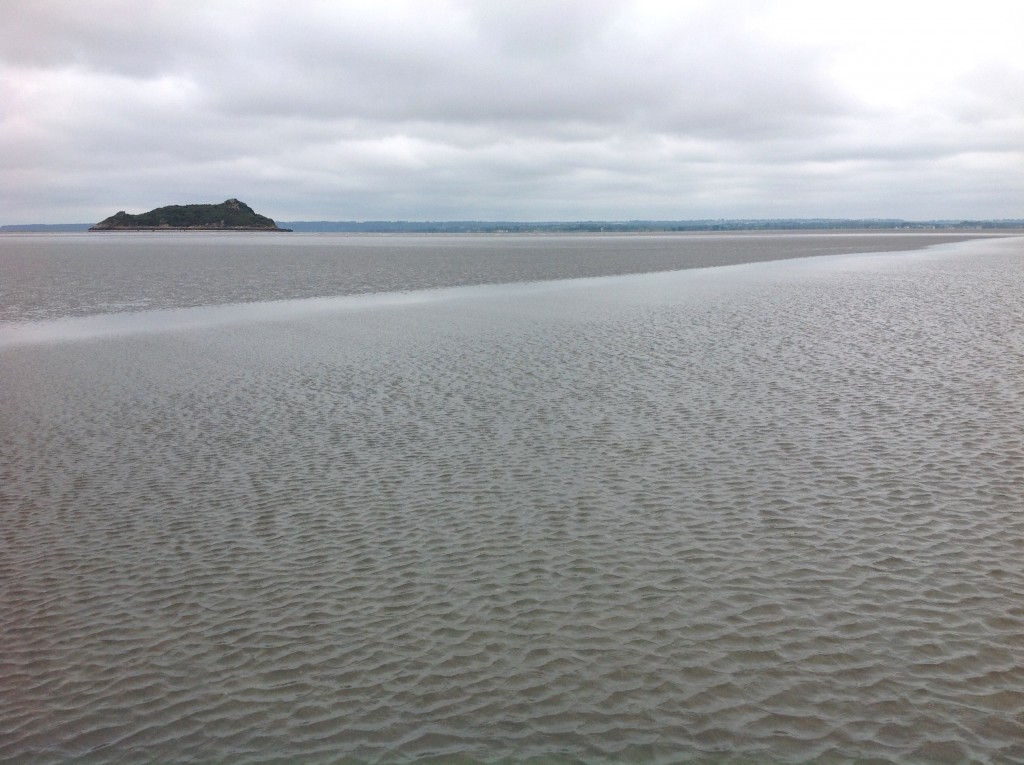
[3,0,1022,223]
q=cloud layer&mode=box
[3,0,1022,222]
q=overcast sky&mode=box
[3,0,1022,223]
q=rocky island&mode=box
[89,199,291,231]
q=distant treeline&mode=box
[277,219,1024,233]
[1,223,93,232]
[4,219,1022,233]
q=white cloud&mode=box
[2,0,1022,222]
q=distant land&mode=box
[86,199,290,231]
[3,217,1022,233]
[277,218,1024,233]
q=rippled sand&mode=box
[2,238,1023,763]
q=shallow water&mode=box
[0,230,987,323]
[2,235,1023,763]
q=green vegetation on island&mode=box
[89,199,290,231]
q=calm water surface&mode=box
[0,230,988,323]
[2,233,1023,763]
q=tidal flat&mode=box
[2,233,1023,763]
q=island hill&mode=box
[89,199,291,231]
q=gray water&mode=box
[2,233,1023,764]
[0,231,985,323]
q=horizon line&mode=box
[4,216,1024,230]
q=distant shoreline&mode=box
[85,227,293,233]
[3,221,1021,234]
